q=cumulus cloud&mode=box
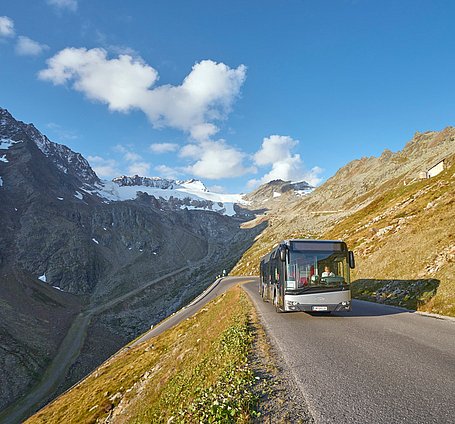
[39,48,159,112]
[0,16,15,37]
[38,48,246,140]
[87,155,120,178]
[248,135,323,188]
[155,164,181,179]
[150,142,179,154]
[47,0,78,12]
[128,161,150,176]
[181,139,254,180]
[113,145,150,176]
[16,36,49,56]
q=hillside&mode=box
[325,159,455,316]
[0,108,263,416]
[232,128,455,317]
[26,286,260,424]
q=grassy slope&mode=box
[324,162,455,316]
[26,286,259,424]
[232,163,455,317]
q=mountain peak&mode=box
[0,107,99,187]
[112,175,209,192]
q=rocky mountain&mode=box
[112,175,208,192]
[101,174,244,217]
[0,108,263,419]
[244,179,313,209]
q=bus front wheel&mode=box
[274,296,282,313]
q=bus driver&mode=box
[322,266,335,277]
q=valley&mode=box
[1,107,454,422]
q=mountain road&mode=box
[242,278,455,424]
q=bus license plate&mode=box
[312,306,328,311]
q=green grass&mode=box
[27,286,260,424]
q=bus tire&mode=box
[274,297,282,313]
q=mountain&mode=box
[100,175,245,217]
[232,128,455,316]
[0,108,263,417]
[244,179,313,209]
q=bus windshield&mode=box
[285,250,349,292]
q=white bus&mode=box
[259,239,355,313]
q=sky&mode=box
[1,0,455,193]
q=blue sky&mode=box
[1,0,455,193]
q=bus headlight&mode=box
[287,300,299,306]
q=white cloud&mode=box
[182,140,254,180]
[249,135,323,188]
[0,16,15,37]
[150,142,179,154]
[87,155,120,178]
[114,144,143,163]
[47,0,78,12]
[128,161,150,176]
[39,48,246,140]
[39,48,159,112]
[155,164,181,179]
[124,151,142,162]
[16,36,49,56]
[253,135,298,166]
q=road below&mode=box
[242,278,455,424]
[130,276,253,346]
[0,267,190,424]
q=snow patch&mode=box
[92,238,99,244]
[38,274,47,282]
[295,189,313,196]
[0,138,21,149]
[53,286,64,291]
[57,197,64,201]
[0,177,3,187]
[273,191,282,198]
[74,191,84,200]
[0,155,8,163]
[94,178,245,217]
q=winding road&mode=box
[242,278,455,424]
[5,275,454,424]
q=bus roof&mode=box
[260,239,346,262]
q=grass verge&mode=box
[27,286,260,424]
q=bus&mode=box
[259,239,355,313]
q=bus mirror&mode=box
[349,251,355,269]
[280,247,287,262]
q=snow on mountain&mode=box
[1,108,245,216]
[0,138,22,149]
[95,175,245,216]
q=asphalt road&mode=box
[242,278,455,424]
[130,276,254,346]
